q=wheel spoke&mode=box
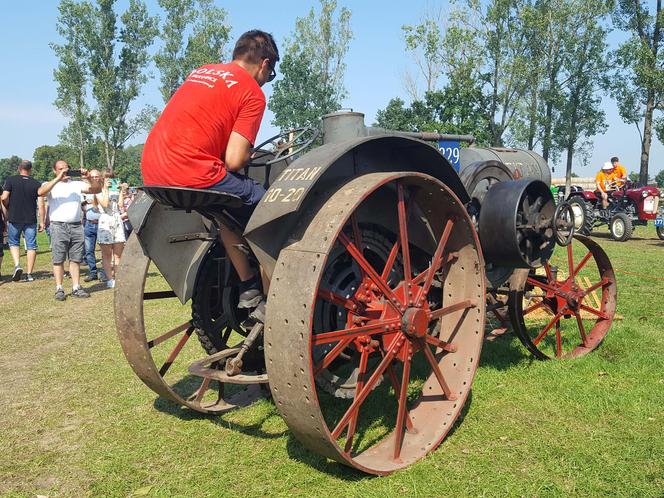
[313,338,353,375]
[567,244,574,276]
[397,183,412,291]
[544,261,553,282]
[555,321,562,358]
[393,345,412,460]
[338,232,403,313]
[312,318,400,346]
[424,334,457,353]
[381,240,400,281]
[581,277,609,297]
[344,349,369,453]
[317,288,360,313]
[331,335,403,439]
[527,277,558,295]
[578,303,609,320]
[417,219,455,306]
[191,377,212,403]
[429,299,477,320]
[572,251,593,277]
[419,339,456,400]
[532,311,564,346]
[385,363,414,432]
[523,300,547,316]
[573,311,589,347]
[158,326,194,377]
[147,321,191,349]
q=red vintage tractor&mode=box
[566,181,662,241]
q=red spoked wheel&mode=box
[115,235,263,414]
[265,172,485,475]
[508,235,617,360]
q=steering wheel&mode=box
[250,126,320,166]
[553,200,575,246]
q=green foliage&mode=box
[32,145,80,181]
[269,0,352,130]
[608,0,664,185]
[113,144,144,186]
[655,169,664,187]
[0,156,22,185]
[154,0,230,102]
[52,0,158,174]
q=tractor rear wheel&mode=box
[264,172,485,475]
[568,196,594,236]
[508,235,616,360]
[609,212,633,241]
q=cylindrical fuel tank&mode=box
[460,147,551,186]
[321,111,368,144]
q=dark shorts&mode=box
[51,222,85,264]
[208,171,266,227]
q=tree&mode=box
[53,0,158,174]
[51,0,94,169]
[609,0,664,186]
[32,145,80,181]
[555,0,610,198]
[269,0,352,130]
[0,156,22,185]
[114,144,144,185]
[154,0,230,102]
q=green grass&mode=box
[1,227,663,497]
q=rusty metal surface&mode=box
[264,172,485,475]
[245,135,469,278]
[508,235,617,359]
[459,147,551,186]
[114,234,262,413]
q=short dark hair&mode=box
[18,160,32,170]
[232,30,279,68]
[611,156,619,163]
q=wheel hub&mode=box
[402,307,429,338]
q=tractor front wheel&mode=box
[609,212,633,241]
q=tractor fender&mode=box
[244,135,467,277]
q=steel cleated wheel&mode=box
[508,235,617,360]
[265,172,485,475]
[115,235,262,414]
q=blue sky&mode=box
[1,0,662,179]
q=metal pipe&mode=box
[367,127,476,145]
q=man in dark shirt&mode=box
[0,183,5,280]
[0,160,44,282]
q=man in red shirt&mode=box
[142,30,279,316]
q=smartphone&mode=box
[109,178,120,192]
[69,169,82,177]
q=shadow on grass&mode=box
[479,331,534,370]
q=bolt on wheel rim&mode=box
[509,235,617,360]
[265,172,485,475]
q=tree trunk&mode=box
[564,145,574,200]
[542,100,553,162]
[640,93,655,186]
[527,88,537,150]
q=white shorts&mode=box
[97,213,126,245]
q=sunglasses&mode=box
[266,59,277,82]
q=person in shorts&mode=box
[141,29,279,320]
[37,160,102,300]
[1,160,43,282]
[94,171,126,289]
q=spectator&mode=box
[0,182,5,280]
[119,183,134,239]
[37,160,102,301]
[82,169,103,282]
[0,160,44,282]
[95,171,126,289]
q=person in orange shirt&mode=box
[595,156,627,208]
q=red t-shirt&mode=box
[141,62,266,188]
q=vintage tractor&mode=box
[566,181,662,241]
[115,111,617,475]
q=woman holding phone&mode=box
[95,170,126,288]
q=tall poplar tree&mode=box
[154,0,230,102]
[269,0,352,130]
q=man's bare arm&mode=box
[224,131,253,172]
[38,197,46,231]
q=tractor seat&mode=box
[142,186,243,212]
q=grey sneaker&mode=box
[24,273,35,282]
[238,288,262,309]
[55,288,66,301]
[12,266,23,282]
[71,287,90,298]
